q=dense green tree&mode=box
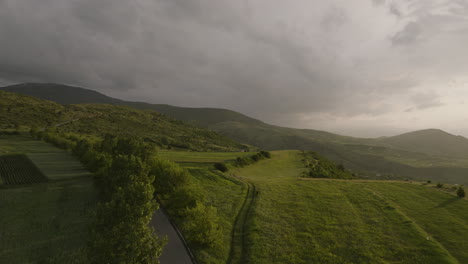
[181,202,222,248]
[150,158,190,197]
[88,154,165,264]
[214,162,228,172]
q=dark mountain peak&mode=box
[1,83,121,105]
[1,82,263,126]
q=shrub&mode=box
[260,151,271,159]
[214,162,228,172]
[181,202,222,248]
[436,183,444,188]
[457,187,465,198]
[150,158,191,197]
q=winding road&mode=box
[150,209,193,264]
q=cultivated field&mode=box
[0,135,91,180]
[0,154,47,185]
[0,178,97,263]
[0,134,97,263]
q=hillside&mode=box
[6,83,468,155]
[233,151,468,264]
[4,83,468,184]
[372,129,468,158]
[0,90,244,152]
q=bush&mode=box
[150,158,191,197]
[181,202,222,248]
[214,162,228,172]
[457,187,465,198]
[437,183,444,188]
[259,151,271,159]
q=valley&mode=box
[1,86,467,263]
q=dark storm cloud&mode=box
[1,0,468,136]
[391,22,423,45]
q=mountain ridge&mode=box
[3,83,468,159]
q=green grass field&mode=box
[0,135,97,263]
[0,178,97,263]
[232,151,468,264]
[157,150,255,163]
[188,166,246,263]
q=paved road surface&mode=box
[150,210,193,264]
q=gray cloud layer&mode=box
[1,0,468,137]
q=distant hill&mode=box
[0,83,364,146]
[4,83,468,156]
[3,83,468,184]
[371,129,468,158]
[0,90,244,152]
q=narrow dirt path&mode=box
[227,175,257,264]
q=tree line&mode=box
[30,128,223,262]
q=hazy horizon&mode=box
[1,0,467,137]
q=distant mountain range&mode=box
[4,83,468,156]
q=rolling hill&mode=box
[371,129,468,158]
[3,83,468,184]
[5,83,468,155]
[0,90,245,152]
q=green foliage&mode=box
[27,132,166,263]
[150,158,191,198]
[181,202,223,248]
[86,149,165,263]
[437,183,444,188]
[214,162,228,172]
[301,151,354,179]
[149,158,225,252]
[457,187,465,198]
[233,151,272,167]
[0,90,244,152]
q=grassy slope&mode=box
[5,83,468,185]
[0,135,97,263]
[157,151,255,163]
[233,151,468,264]
[0,179,97,263]
[0,90,244,152]
[372,129,468,158]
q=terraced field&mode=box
[0,135,91,180]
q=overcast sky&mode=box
[1,0,468,137]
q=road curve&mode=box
[150,209,193,264]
